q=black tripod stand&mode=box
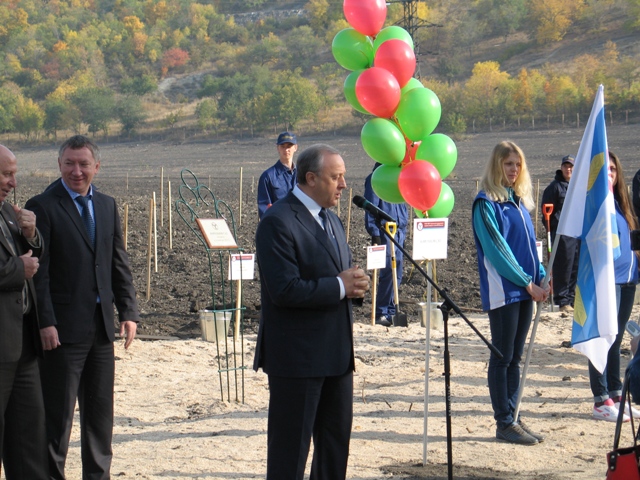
[376,218,502,480]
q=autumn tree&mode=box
[117,96,146,135]
[528,0,584,44]
[463,61,512,124]
[13,97,44,139]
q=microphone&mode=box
[352,195,397,223]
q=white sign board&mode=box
[228,253,255,280]
[536,241,543,263]
[412,218,449,260]
[366,245,387,270]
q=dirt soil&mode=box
[7,124,640,479]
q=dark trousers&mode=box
[551,234,580,307]
[0,335,48,479]
[266,370,353,480]
[40,308,115,480]
[487,300,533,429]
[588,284,637,401]
[376,243,403,317]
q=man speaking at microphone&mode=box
[360,163,408,327]
[254,143,370,480]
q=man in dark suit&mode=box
[26,135,139,480]
[254,143,370,480]
[0,144,48,479]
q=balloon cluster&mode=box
[332,0,456,218]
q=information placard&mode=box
[366,245,387,270]
[196,218,238,249]
[412,218,449,260]
[228,254,255,280]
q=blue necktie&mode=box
[75,195,95,247]
[319,208,340,260]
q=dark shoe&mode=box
[496,423,538,445]
[518,420,544,442]
[375,316,392,327]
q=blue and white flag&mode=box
[555,85,618,373]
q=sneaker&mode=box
[615,402,640,419]
[518,420,545,442]
[593,400,630,422]
[375,316,392,327]
[496,423,538,445]
[559,305,574,313]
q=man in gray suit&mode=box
[27,135,139,480]
[0,144,48,479]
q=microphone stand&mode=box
[374,217,502,480]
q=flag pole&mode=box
[514,233,561,420]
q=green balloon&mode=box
[415,133,457,179]
[414,208,426,218]
[371,164,405,203]
[395,87,441,141]
[344,70,369,114]
[361,118,406,166]
[427,182,455,218]
[401,77,423,96]
[373,26,414,52]
[332,28,373,71]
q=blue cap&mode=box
[276,132,297,145]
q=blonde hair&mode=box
[479,141,534,211]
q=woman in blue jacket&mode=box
[589,151,640,422]
[472,141,548,445]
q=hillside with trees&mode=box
[1,0,640,142]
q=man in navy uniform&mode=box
[257,131,298,219]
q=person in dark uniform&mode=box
[541,155,580,313]
[257,131,298,219]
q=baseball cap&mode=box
[276,132,297,145]
[561,155,574,166]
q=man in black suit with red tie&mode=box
[254,143,370,480]
[0,144,48,479]
[26,135,139,480]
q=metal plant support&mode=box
[175,168,245,403]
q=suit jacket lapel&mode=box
[55,183,94,251]
[0,205,18,256]
[289,197,341,270]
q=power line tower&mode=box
[387,0,442,78]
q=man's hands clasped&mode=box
[339,265,371,299]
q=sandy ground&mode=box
[38,306,639,480]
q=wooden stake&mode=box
[160,167,164,227]
[123,204,129,251]
[146,197,153,300]
[370,269,378,326]
[234,280,242,341]
[168,181,173,250]
[535,180,540,237]
[153,192,158,273]
[346,187,352,242]
[238,167,243,227]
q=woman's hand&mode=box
[526,281,548,302]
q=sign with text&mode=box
[228,254,255,280]
[412,218,449,260]
[536,240,543,263]
[366,245,387,270]
[196,218,238,249]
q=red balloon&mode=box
[343,0,387,36]
[355,67,401,118]
[374,39,416,88]
[398,160,442,211]
[401,138,421,166]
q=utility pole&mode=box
[387,0,442,78]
